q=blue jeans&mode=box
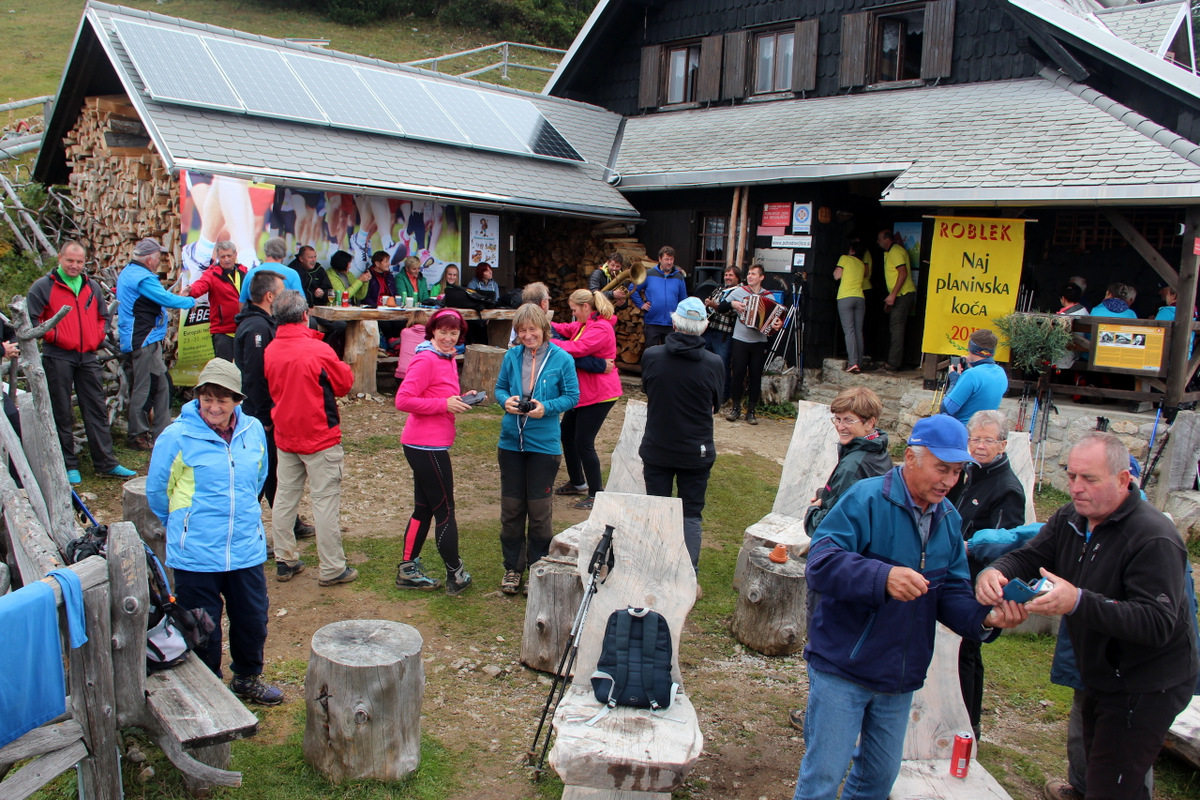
[794,665,913,800]
[702,328,733,402]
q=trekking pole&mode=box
[1142,402,1163,478]
[1143,422,1173,490]
[527,524,616,779]
[72,489,100,527]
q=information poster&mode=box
[921,216,1027,359]
[792,203,812,233]
[1094,324,1165,372]
[469,213,500,272]
[762,202,792,227]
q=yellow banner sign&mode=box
[921,217,1026,360]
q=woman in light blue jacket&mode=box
[494,304,579,595]
[146,358,281,705]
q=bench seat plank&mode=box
[146,657,259,749]
[890,759,1012,799]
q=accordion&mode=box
[738,291,784,335]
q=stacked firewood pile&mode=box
[514,218,653,369]
[62,95,180,275]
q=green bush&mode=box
[438,0,589,47]
[324,0,428,26]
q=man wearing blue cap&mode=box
[941,328,1007,426]
[640,296,725,573]
[794,414,1028,800]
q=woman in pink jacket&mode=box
[551,289,622,510]
[394,308,478,594]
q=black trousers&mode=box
[44,355,118,472]
[402,446,461,571]
[643,461,712,570]
[561,400,615,497]
[643,324,672,350]
[1081,677,1195,800]
[730,338,767,410]
[173,564,269,679]
[957,638,984,737]
[211,333,235,361]
[498,448,560,573]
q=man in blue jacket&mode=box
[115,237,196,450]
[632,245,688,350]
[794,415,1027,800]
[940,328,1007,425]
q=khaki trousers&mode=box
[272,444,346,581]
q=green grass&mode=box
[0,0,559,101]
[1034,484,1071,521]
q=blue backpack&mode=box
[591,607,677,710]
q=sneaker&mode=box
[573,496,595,510]
[66,469,82,485]
[230,674,283,706]
[395,559,441,590]
[181,241,212,276]
[746,411,758,425]
[276,560,305,582]
[1043,780,1081,800]
[501,570,521,595]
[127,433,153,451]
[788,709,804,731]
[554,482,588,496]
[293,518,316,540]
[726,407,741,422]
[102,464,137,478]
[319,567,358,587]
[446,564,472,596]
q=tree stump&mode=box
[343,319,380,396]
[521,556,584,674]
[460,345,506,406]
[733,514,810,590]
[303,620,424,783]
[123,476,167,568]
[731,547,807,656]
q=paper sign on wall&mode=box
[793,203,812,233]
[771,235,812,249]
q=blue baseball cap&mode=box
[907,416,976,464]
[673,296,707,322]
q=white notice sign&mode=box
[771,235,812,249]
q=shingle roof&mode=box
[1095,0,1186,55]
[65,2,638,220]
[614,73,1200,205]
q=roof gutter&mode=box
[617,163,912,191]
[171,158,643,222]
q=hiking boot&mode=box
[275,560,305,582]
[396,559,441,590]
[294,517,316,539]
[446,564,472,596]
[573,496,594,510]
[746,411,758,425]
[501,570,521,595]
[788,708,804,731]
[1043,780,1081,800]
[66,469,82,485]
[319,567,358,587]
[554,482,588,496]
[230,674,283,706]
[127,433,153,451]
[102,464,137,478]
[726,407,741,422]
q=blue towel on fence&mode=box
[47,568,87,648]
[0,581,67,748]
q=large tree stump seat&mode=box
[731,546,807,655]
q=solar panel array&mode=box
[113,18,584,163]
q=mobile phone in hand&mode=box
[1002,577,1053,604]
[461,392,487,406]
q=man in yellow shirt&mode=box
[878,230,915,371]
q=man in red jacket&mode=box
[27,241,136,484]
[187,240,247,361]
[263,290,357,587]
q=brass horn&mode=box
[601,260,648,292]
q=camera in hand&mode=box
[516,394,535,414]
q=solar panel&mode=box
[284,54,401,134]
[112,20,242,111]
[359,70,470,145]
[482,92,584,162]
[203,39,325,123]
[429,82,530,155]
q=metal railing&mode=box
[404,41,564,81]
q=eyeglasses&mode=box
[968,437,1004,446]
[831,415,864,427]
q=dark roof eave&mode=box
[616,163,912,191]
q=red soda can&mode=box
[950,731,973,778]
[341,291,350,307]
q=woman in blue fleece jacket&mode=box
[493,304,580,594]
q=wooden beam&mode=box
[1101,209,1179,292]
[1168,206,1200,406]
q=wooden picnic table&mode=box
[309,305,521,395]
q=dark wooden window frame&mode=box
[840,0,954,89]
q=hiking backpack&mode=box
[590,607,677,710]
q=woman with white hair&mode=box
[950,408,1027,739]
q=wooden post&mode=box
[105,521,149,728]
[460,344,506,404]
[343,319,380,396]
[1167,206,1200,407]
[521,556,584,674]
[303,620,424,783]
[726,187,740,267]
[731,547,807,656]
[122,476,167,568]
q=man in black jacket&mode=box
[979,432,1198,800]
[640,296,725,573]
[233,270,313,540]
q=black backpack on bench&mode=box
[591,607,677,710]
